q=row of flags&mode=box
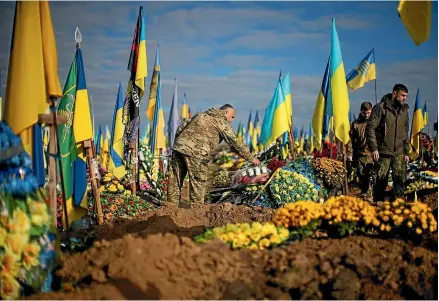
[0,1,434,227]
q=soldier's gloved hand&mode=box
[251,158,261,166]
[372,151,379,162]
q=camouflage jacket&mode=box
[346,115,372,160]
[366,94,410,156]
[172,108,253,161]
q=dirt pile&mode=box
[94,202,274,241]
[31,233,437,300]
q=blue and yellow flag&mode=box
[109,83,126,179]
[95,125,102,155]
[309,124,314,153]
[260,78,290,147]
[57,45,92,227]
[147,45,160,121]
[423,101,428,127]
[150,72,166,155]
[281,72,293,126]
[346,49,376,91]
[329,19,350,145]
[168,78,179,150]
[4,1,62,187]
[312,57,330,151]
[410,89,424,159]
[245,111,253,146]
[181,92,189,122]
[398,0,432,46]
[123,5,147,151]
[143,122,150,145]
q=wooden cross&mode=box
[38,111,68,229]
[84,140,103,225]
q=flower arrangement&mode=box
[212,170,232,188]
[312,157,347,190]
[405,180,437,194]
[99,172,130,195]
[375,199,437,235]
[87,193,152,221]
[269,169,320,207]
[267,156,286,172]
[320,196,380,237]
[137,141,165,201]
[0,122,58,300]
[194,222,290,250]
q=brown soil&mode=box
[93,202,274,242]
[31,234,437,300]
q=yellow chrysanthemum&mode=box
[0,253,21,277]
[4,233,28,259]
[0,227,7,246]
[7,208,31,234]
[22,254,40,271]
[0,272,21,300]
[23,242,40,258]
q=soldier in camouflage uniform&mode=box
[347,102,374,197]
[366,84,410,202]
[168,104,260,208]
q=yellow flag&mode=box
[398,1,432,46]
[4,1,62,156]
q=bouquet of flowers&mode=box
[194,222,290,250]
[0,122,58,300]
[269,169,320,207]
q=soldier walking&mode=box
[366,84,410,202]
[347,102,374,199]
[168,104,260,208]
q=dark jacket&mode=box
[366,93,410,156]
[347,114,372,160]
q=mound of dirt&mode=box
[31,233,437,300]
[93,202,274,241]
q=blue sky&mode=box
[0,1,437,135]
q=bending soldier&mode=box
[167,104,260,208]
[347,102,374,199]
[366,84,410,202]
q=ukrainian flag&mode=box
[102,126,110,170]
[143,122,150,145]
[281,72,293,126]
[95,125,102,155]
[146,45,160,121]
[329,19,350,145]
[260,78,290,147]
[410,89,424,159]
[4,1,62,187]
[72,46,93,211]
[398,0,432,46]
[57,45,92,227]
[150,72,166,155]
[246,111,253,146]
[312,57,330,151]
[423,101,428,127]
[181,92,189,122]
[109,83,126,179]
[346,49,376,91]
[309,123,314,153]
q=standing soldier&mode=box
[168,104,260,208]
[347,102,374,199]
[366,84,410,202]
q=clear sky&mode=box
[0,1,437,135]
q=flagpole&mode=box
[374,79,378,104]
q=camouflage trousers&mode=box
[373,154,406,202]
[355,156,374,194]
[167,151,209,206]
